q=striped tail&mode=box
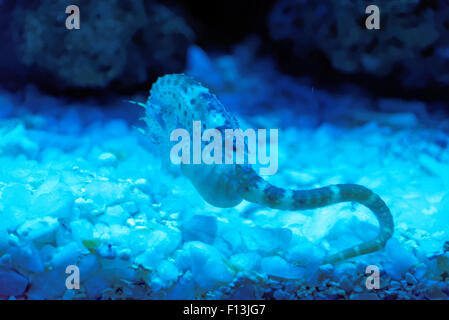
[236,165,394,265]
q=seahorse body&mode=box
[141,74,394,265]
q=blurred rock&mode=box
[5,0,194,91]
[269,0,449,87]
[349,292,379,300]
[0,269,28,297]
[260,256,304,279]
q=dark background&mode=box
[1,0,448,107]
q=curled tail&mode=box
[236,165,394,265]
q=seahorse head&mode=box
[142,74,244,208]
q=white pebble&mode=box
[17,216,59,243]
[97,152,118,167]
[52,243,80,269]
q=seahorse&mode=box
[135,73,394,265]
